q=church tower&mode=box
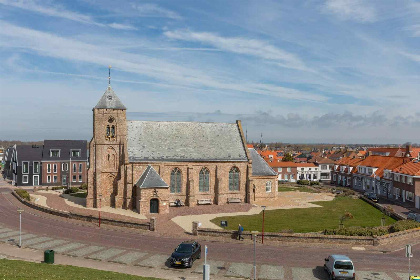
[87,83,128,209]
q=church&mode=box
[87,85,278,215]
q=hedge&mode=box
[297,180,310,185]
[15,189,30,201]
[324,220,420,236]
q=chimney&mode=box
[405,143,412,158]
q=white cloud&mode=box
[0,21,326,103]
[0,0,136,30]
[164,30,309,71]
[406,24,420,37]
[131,3,181,20]
[323,0,377,23]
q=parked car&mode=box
[170,241,201,268]
[324,254,356,280]
[410,276,420,280]
[367,193,379,202]
[407,212,420,222]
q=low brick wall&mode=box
[12,191,153,231]
[196,227,375,245]
[375,227,420,246]
[195,224,420,246]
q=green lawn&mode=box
[211,197,396,233]
[70,192,87,198]
[0,259,160,280]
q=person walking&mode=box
[237,224,244,240]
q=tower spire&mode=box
[108,65,112,85]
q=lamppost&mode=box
[17,209,23,248]
[98,194,102,228]
[251,231,258,280]
[261,206,266,244]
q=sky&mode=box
[0,0,419,144]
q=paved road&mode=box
[0,186,419,279]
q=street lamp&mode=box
[251,231,259,280]
[17,209,23,248]
[261,206,266,244]
[98,194,102,228]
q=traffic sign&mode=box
[406,244,413,258]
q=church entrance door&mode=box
[150,199,159,214]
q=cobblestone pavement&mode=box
[0,224,418,280]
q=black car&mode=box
[170,241,201,268]
[367,193,379,202]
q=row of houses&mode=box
[267,157,335,182]
[3,140,88,187]
[331,145,420,210]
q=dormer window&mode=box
[50,149,60,157]
[71,149,81,157]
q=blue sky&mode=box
[0,0,419,144]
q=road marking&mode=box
[136,254,169,268]
[225,263,253,278]
[29,239,69,250]
[22,237,53,246]
[352,246,366,251]
[4,234,37,243]
[193,260,226,275]
[86,248,126,261]
[396,272,420,280]
[110,252,147,265]
[292,267,328,279]
[357,271,393,280]
[53,242,85,254]
[65,246,105,257]
[259,265,285,280]
[0,228,13,233]
[0,231,20,238]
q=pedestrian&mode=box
[237,224,244,240]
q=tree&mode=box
[282,153,294,162]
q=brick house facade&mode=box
[87,85,278,215]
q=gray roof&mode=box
[249,148,277,176]
[135,165,168,188]
[16,145,43,164]
[94,86,126,110]
[43,140,88,161]
[127,121,248,162]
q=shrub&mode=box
[389,220,420,232]
[297,180,310,185]
[324,219,420,236]
[79,183,88,190]
[52,186,65,190]
[70,187,79,193]
[16,189,30,201]
[310,181,320,186]
[63,189,70,194]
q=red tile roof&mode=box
[268,162,316,168]
[357,156,407,177]
[392,161,420,176]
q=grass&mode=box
[211,197,397,233]
[69,192,87,198]
[0,259,160,280]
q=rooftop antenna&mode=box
[108,65,112,85]
[246,129,248,143]
[260,132,263,144]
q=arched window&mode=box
[111,125,115,138]
[229,167,240,191]
[199,168,210,192]
[170,168,182,193]
[106,125,110,138]
[265,181,272,193]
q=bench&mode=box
[197,199,212,205]
[227,197,241,203]
[169,200,184,207]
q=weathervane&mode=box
[108,65,112,85]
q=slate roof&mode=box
[127,121,248,162]
[16,145,43,164]
[94,86,126,110]
[135,165,168,188]
[43,140,88,161]
[248,148,277,176]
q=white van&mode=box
[324,254,356,280]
